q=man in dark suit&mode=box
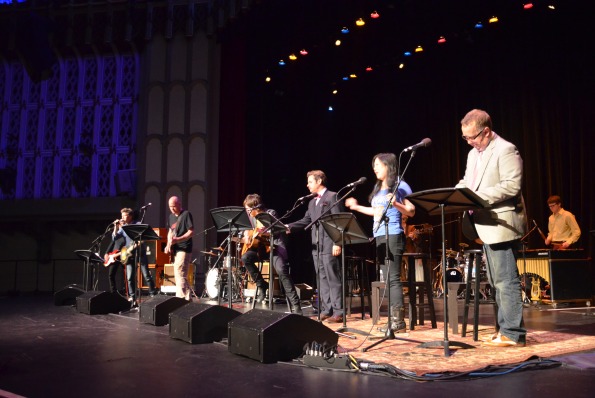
[288,170,345,323]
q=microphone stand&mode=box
[364,149,423,351]
[88,224,112,290]
[520,221,539,305]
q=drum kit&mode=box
[433,243,488,297]
[200,244,245,301]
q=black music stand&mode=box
[319,212,370,336]
[255,212,291,310]
[406,187,489,356]
[122,224,161,305]
[210,207,253,308]
[74,250,104,291]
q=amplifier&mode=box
[160,263,195,293]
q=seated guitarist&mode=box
[111,208,159,305]
[241,194,302,314]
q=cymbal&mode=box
[200,251,218,257]
[212,246,225,252]
[459,242,469,248]
[438,248,458,257]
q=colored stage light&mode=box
[438,36,446,44]
[370,11,380,19]
[356,18,365,27]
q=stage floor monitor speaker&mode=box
[169,303,242,344]
[228,309,338,363]
[76,291,130,315]
[54,285,85,306]
[139,295,188,326]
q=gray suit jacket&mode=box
[456,133,527,244]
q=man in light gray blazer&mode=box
[456,109,527,347]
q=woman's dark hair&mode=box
[369,153,398,202]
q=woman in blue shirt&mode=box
[346,153,415,333]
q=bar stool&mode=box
[251,261,290,312]
[371,280,385,325]
[344,256,372,319]
[405,253,437,330]
[461,249,498,341]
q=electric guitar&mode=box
[103,242,138,267]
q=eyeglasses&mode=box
[548,203,559,208]
[462,127,485,141]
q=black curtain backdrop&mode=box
[219,1,594,285]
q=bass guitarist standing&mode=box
[164,196,194,301]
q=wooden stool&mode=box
[344,256,372,319]
[461,249,498,340]
[371,280,386,325]
[405,253,437,330]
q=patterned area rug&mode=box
[323,315,595,375]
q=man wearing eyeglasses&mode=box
[455,109,527,348]
[544,195,581,249]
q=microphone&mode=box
[403,138,432,152]
[298,193,317,201]
[140,202,152,210]
[113,219,120,225]
[345,177,367,188]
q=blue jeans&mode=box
[483,240,526,343]
[126,260,155,299]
